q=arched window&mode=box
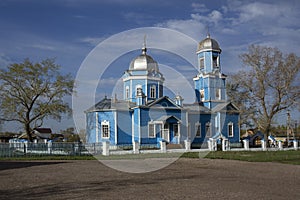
[200,89,205,101]
[150,85,156,98]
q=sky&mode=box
[0,0,299,132]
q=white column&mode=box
[261,140,267,151]
[222,139,229,151]
[278,140,283,150]
[160,141,166,153]
[47,141,52,154]
[243,139,249,150]
[102,141,110,156]
[293,140,298,150]
[133,141,140,154]
[184,139,191,151]
[207,140,212,151]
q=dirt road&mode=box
[0,158,299,199]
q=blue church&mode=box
[85,35,240,148]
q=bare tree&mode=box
[227,45,300,141]
[0,58,74,141]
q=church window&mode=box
[199,58,204,70]
[101,120,110,138]
[216,89,221,100]
[228,122,234,137]
[213,54,219,67]
[150,85,156,98]
[125,86,130,100]
[195,122,201,137]
[173,124,180,137]
[148,123,155,138]
[205,122,211,137]
[200,89,205,101]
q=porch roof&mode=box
[154,115,181,123]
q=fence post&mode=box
[102,141,110,156]
[133,141,140,154]
[261,140,267,151]
[293,140,298,150]
[48,141,52,154]
[243,139,249,150]
[160,141,166,153]
[184,139,191,151]
[278,140,283,150]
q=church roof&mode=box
[129,45,159,72]
[197,35,221,53]
[211,102,239,113]
[85,97,135,112]
[183,103,211,112]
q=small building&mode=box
[85,34,240,148]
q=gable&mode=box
[147,96,181,109]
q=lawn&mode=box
[189,150,300,165]
[1,150,299,165]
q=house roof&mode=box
[34,128,52,134]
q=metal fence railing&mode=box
[0,142,103,157]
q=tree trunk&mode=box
[25,122,33,142]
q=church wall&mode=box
[97,111,116,145]
[116,110,132,144]
[220,112,240,143]
[189,113,212,145]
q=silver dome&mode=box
[129,48,159,72]
[197,35,221,52]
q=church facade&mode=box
[85,35,240,148]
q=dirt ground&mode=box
[0,158,299,200]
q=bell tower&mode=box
[193,34,227,109]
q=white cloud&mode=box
[191,3,209,13]
[79,36,107,46]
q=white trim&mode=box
[138,109,141,143]
[148,122,156,138]
[228,122,234,137]
[101,120,110,139]
[150,85,156,98]
[132,112,135,144]
[130,79,132,100]
[114,111,117,144]
[95,112,99,143]
[123,76,163,82]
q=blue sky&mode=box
[1,0,299,132]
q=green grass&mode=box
[181,150,300,165]
[1,151,299,165]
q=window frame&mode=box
[199,57,204,70]
[101,120,110,138]
[148,123,156,138]
[228,122,234,137]
[150,85,156,98]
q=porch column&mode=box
[222,139,229,151]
